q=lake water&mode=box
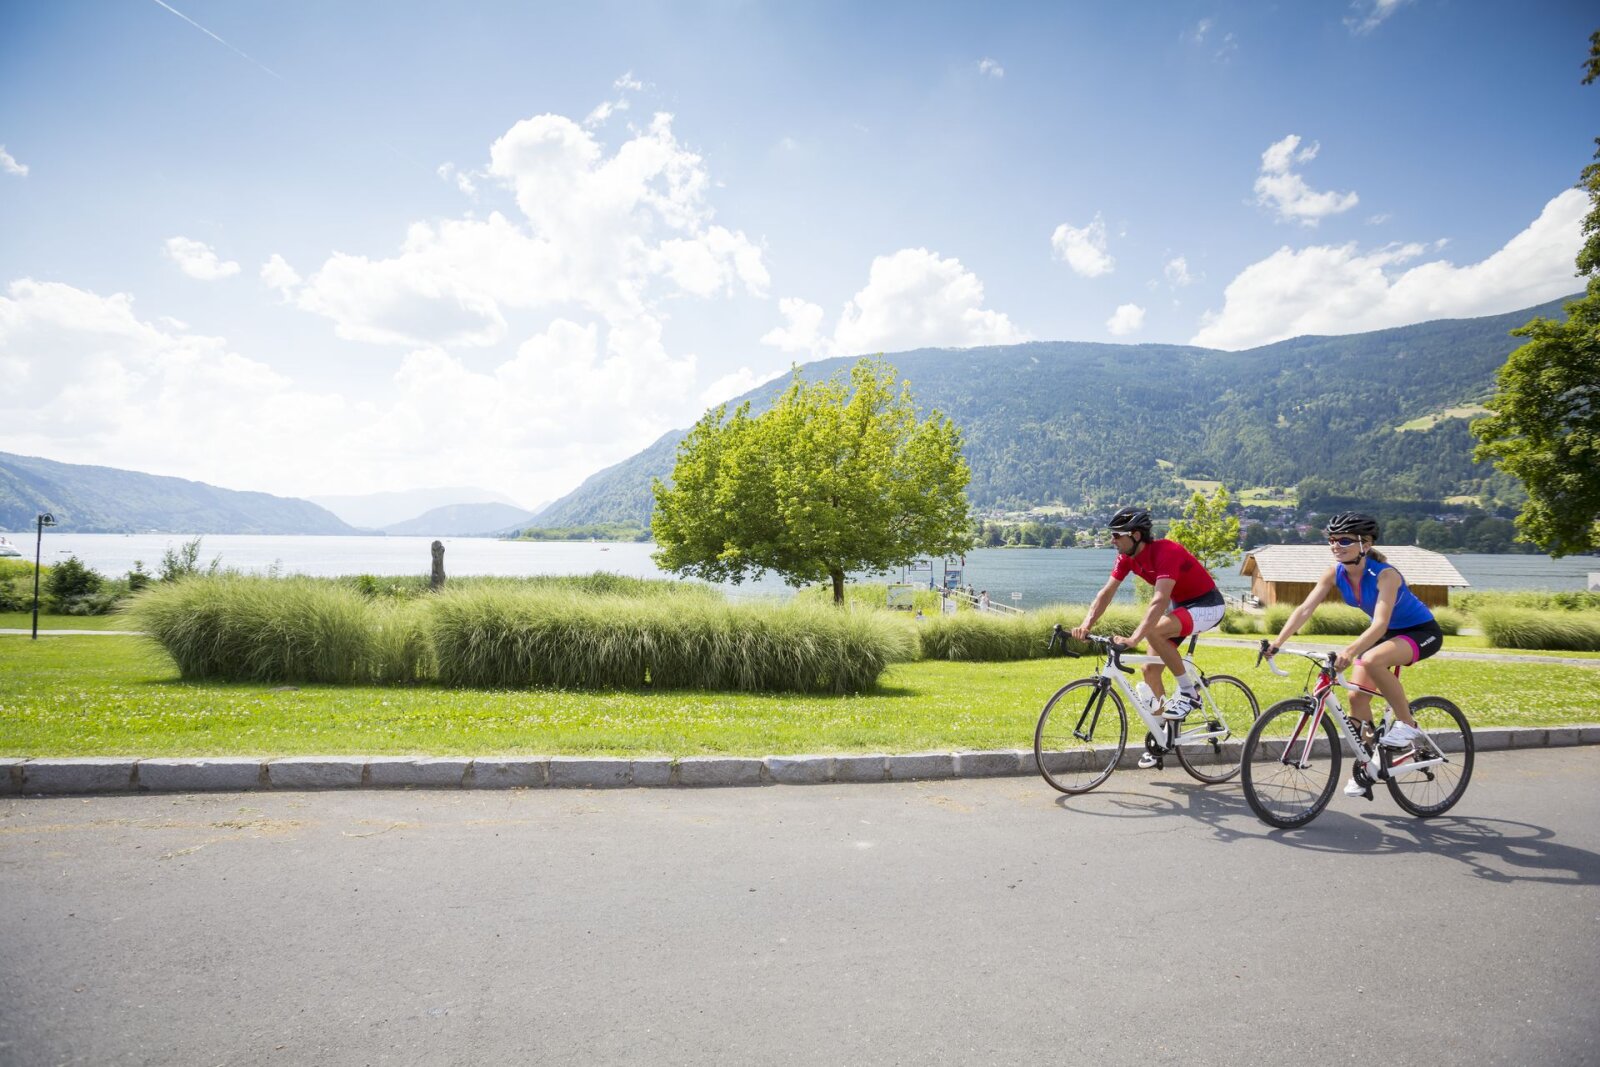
[18,534,1600,606]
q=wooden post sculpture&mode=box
[430,540,446,589]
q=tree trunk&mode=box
[831,569,845,605]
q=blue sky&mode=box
[1,1,1595,510]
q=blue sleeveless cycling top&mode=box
[1334,558,1434,629]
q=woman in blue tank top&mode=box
[1267,513,1444,797]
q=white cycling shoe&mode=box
[1137,752,1160,769]
[1381,721,1422,748]
[1344,777,1373,799]
[1162,694,1199,721]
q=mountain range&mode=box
[534,295,1578,526]
[0,451,357,535]
[1,295,1575,535]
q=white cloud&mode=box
[288,111,766,352]
[1346,0,1410,35]
[585,71,646,129]
[163,237,241,281]
[259,253,301,295]
[0,145,27,177]
[436,162,479,197]
[1051,215,1115,277]
[1184,18,1236,61]
[763,250,1027,358]
[1254,134,1358,226]
[978,58,1004,79]
[1164,256,1194,287]
[1191,188,1587,350]
[834,248,1028,355]
[699,365,787,408]
[1106,303,1145,336]
[0,278,702,502]
[760,297,826,353]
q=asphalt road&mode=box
[2,748,1597,1067]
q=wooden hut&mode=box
[1239,545,1468,609]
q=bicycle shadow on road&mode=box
[1245,811,1600,886]
[1048,778,1260,842]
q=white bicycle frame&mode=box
[1262,645,1451,781]
[1081,636,1232,751]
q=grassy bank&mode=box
[1,633,1594,757]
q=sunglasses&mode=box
[1328,537,1360,547]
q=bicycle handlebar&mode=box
[1256,638,1340,679]
[1046,626,1134,673]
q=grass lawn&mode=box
[3,634,1596,758]
[0,612,133,631]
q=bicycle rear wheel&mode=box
[1174,673,1259,784]
[1034,678,1126,794]
[1241,698,1341,829]
[1385,696,1474,817]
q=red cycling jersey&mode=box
[1110,538,1217,603]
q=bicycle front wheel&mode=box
[1241,698,1341,829]
[1385,696,1474,817]
[1174,673,1259,784]
[1034,678,1127,794]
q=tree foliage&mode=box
[1472,30,1600,557]
[1166,485,1241,571]
[651,358,975,603]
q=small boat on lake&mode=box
[0,536,22,558]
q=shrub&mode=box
[58,592,121,616]
[157,537,222,582]
[1265,602,1463,638]
[1263,602,1372,636]
[1219,609,1260,634]
[1431,607,1464,636]
[46,555,103,608]
[1454,590,1600,614]
[1476,608,1600,651]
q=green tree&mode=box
[1166,485,1242,571]
[652,358,975,603]
[1472,30,1600,556]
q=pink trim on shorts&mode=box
[1394,635,1421,666]
[1171,607,1195,639]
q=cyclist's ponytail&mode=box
[1367,545,1388,564]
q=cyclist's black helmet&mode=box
[1324,512,1379,539]
[1107,507,1153,533]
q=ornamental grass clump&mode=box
[1263,602,1372,636]
[1263,602,1460,638]
[429,588,650,689]
[917,603,1143,662]
[428,587,915,693]
[1477,608,1600,651]
[129,575,403,684]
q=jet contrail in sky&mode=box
[149,0,283,81]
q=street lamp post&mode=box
[31,512,56,640]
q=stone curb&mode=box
[3,726,1596,796]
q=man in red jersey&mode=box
[1071,506,1225,736]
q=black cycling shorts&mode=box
[1380,620,1444,664]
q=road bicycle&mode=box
[1033,627,1259,794]
[1240,641,1474,829]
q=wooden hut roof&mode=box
[1239,545,1469,587]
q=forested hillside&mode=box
[534,296,1574,526]
[0,452,357,534]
